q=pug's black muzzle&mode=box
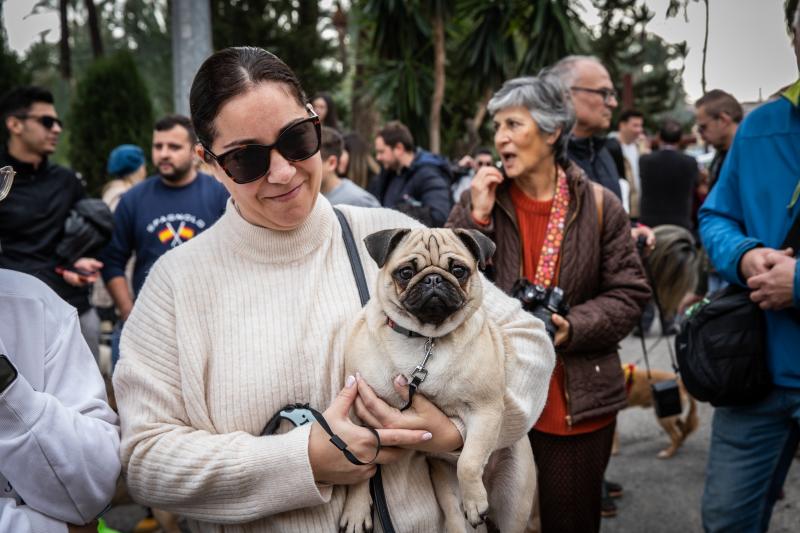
[401,273,465,325]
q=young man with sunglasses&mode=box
[100,115,228,354]
[0,85,104,358]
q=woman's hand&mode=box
[551,313,571,347]
[470,166,504,222]
[308,375,433,486]
[353,373,463,454]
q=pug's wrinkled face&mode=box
[365,228,496,336]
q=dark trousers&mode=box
[529,421,617,533]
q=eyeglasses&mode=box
[571,86,618,104]
[0,166,16,202]
[204,108,321,184]
[476,160,494,167]
[16,115,63,130]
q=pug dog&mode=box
[341,227,536,533]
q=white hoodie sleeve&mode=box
[0,302,120,526]
[0,499,67,533]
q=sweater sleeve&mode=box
[100,196,135,283]
[0,500,67,533]
[481,277,555,448]
[562,191,651,354]
[113,259,331,524]
[0,307,120,525]
[698,135,762,286]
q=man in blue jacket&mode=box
[100,115,228,366]
[369,121,452,227]
[698,4,800,531]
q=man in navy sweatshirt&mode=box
[100,115,228,356]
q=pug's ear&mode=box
[454,229,496,270]
[364,228,411,267]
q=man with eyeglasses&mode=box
[0,85,104,357]
[99,115,228,367]
[695,89,743,191]
[0,166,121,532]
[547,56,623,200]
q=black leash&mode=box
[261,403,380,466]
[334,208,397,533]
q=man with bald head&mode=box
[548,56,622,199]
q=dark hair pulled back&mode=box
[189,46,307,149]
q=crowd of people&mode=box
[0,4,798,533]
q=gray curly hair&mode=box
[487,74,575,167]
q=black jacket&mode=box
[639,147,699,230]
[0,150,91,313]
[567,135,623,200]
[368,149,452,227]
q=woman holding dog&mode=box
[447,74,651,532]
[112,47,555,532]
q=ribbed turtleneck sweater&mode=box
[113,195,554,532]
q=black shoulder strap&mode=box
[780,208,800,250]
[334,208,370,306]
[332,207,397,533]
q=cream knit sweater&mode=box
[113,196,554,532]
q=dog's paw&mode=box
[657,448,676,459]
[461,489,489,528]
[339,499,373,533]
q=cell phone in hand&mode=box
[55,266,96,278]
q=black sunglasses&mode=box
[204,111,321,184]
[17,114,63,130]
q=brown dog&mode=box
[613,363,698,459]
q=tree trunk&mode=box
[59,0,71,79]
[333,1,348,76]
[701,0,709,94]
[351,15,379,145]
[429,11,445,154]
[84,0,104,58]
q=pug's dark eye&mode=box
[396,267,415,281]
[451,265,468,279]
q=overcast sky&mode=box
[4,0,798,103]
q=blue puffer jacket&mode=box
[368,149,453,227]
[699,80,800,388]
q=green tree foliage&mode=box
[357,0,588,155]
[0,8,31,99]
[591,0,688,129]
[210,0,342,97]
[68,51,153,196]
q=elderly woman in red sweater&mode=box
[447,74,650,533]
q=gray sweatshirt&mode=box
[0,269,120,532]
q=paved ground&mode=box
[103,332,800,532]
[601,333,800,533]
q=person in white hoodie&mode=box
[0,165,121,532]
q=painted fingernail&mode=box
[345,375,356,388]
[395,374,408,386]
[422,432,433,441]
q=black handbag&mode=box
[675,213,800,407]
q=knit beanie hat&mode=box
[107,144,145,177]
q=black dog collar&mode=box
[385,316,423,338]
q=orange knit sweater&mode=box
[511,184,615,435]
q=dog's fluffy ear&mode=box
[454,229,496,270]
[364,228,411,267]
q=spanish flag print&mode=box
[158,223,196,244]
